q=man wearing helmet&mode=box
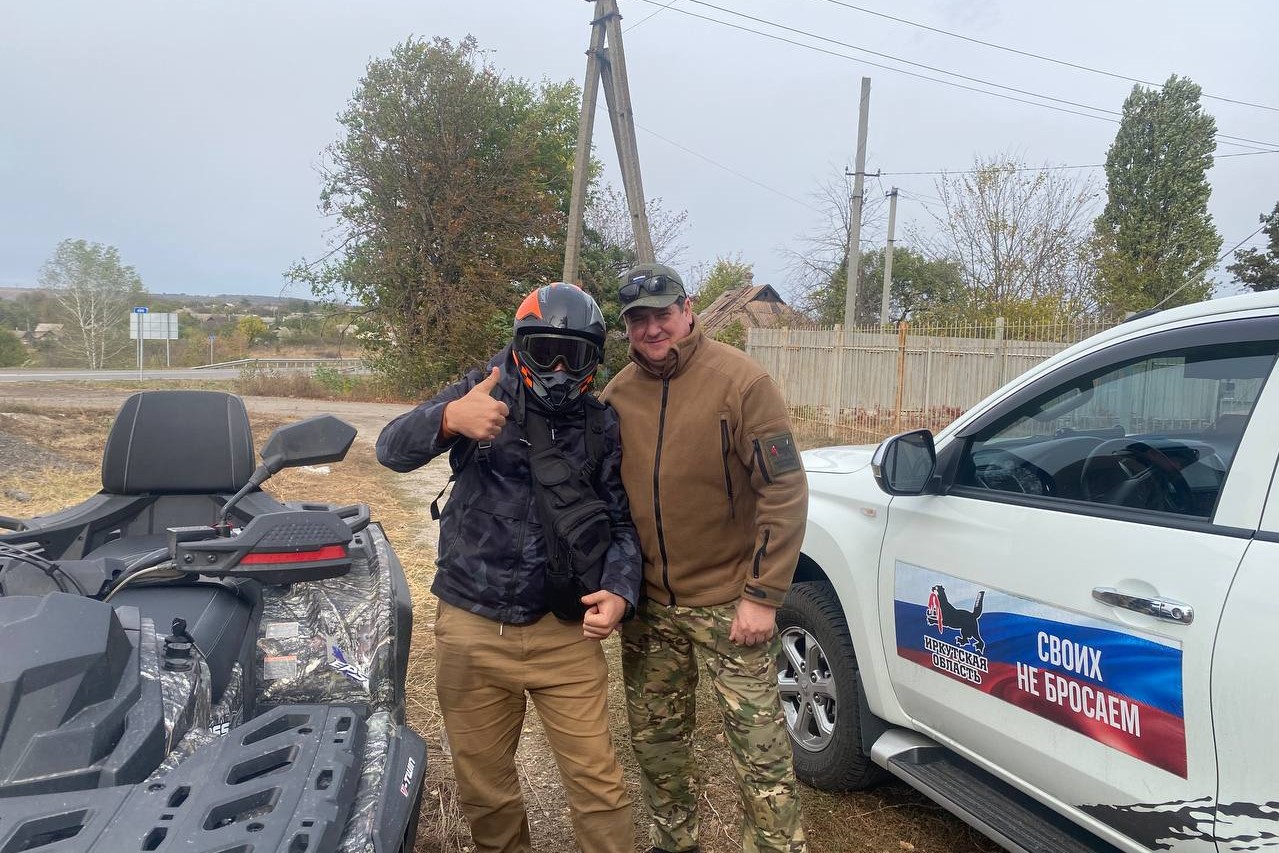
[602,263,809,853]
[377,283,641,853]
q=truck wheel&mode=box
[777,581,887,791]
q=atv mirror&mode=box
[259,415,357,475]
[872,429,937,496]
[217,415,357,527]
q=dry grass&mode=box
[233,368,402,403]
[0,404,999,853]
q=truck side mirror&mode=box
[872,429,937,496]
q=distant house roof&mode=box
[697,284,804,337]
[14,323,64,345]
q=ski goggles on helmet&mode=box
[515,333,600,373]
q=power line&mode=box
[812,0,1279,115]
[634,116,1276,214]
[896,188,945,205]
[631,1,1124,126]
[675,0,1279,150]
[625,0,680,33]
[634,122,825,213]
[633,0,1279,151]
[877,148,1279,177]
[1152,222,1272,310]
[1216,224,1271,265]
[679,0,1122,118]
[884,162,1102,177]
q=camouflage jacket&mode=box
[375,347,642,625]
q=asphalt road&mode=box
[0,368,245,382]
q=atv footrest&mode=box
[0,705,364,853]
[874,730,1122,853]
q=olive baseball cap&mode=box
[618,263,687,315]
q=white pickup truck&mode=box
[780,291,1279,853]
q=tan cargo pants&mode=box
[434,601,633,853]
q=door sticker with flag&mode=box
[897,561,1187,777]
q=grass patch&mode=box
[234,367,402,403]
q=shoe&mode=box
[648,848,700,853]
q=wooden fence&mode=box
[748,319,1112,445]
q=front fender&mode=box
[800,467,907,726]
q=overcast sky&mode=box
[2,1,1276,302]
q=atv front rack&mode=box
[0,704,426,853]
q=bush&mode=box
[234,366,398,402]
[0,330,28,367]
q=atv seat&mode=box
[95,392,269,702]
[101,390,256,497]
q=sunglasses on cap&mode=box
[618,274,683,305]
[516,334,600,373]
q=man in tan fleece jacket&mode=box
[601,263,808,853]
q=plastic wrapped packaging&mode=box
[338,709,393,853]
[256,527,396,710]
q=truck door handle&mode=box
[1092,587,1194,625]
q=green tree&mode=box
[0,329,27,367]
[291,37,582,394]
[691,255,754,307]
[1228,202,1279,292]
[800,247,965,326]
[929,155,1100,322]
[712,319,747,350]
[7,291,54,332]
[237,315,272,348]
[39,239,145,369]
[1094,76,1222,312]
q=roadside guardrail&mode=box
[193,358,366,372]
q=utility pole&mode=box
[842,77,871,329]
[880,186,898,326]
[563,0,654,285]
[563,6,607,285]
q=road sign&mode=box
[128,313,180,340]
[133,306,148,314]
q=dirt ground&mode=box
[0,384,998,853]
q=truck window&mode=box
[956,340,1277,518]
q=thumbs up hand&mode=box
[441,367,510,441]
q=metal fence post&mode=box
[830,324,844,427]
[923,337,933,417]
[893,320,908,432]
[995,316,1007,389]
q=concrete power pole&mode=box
[562,0,654,285]
[880,186,898,326]
[842,77,871,329]
[562,6,607,284]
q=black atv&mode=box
[0,390,425,853]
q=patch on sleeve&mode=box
[761,432,801,477]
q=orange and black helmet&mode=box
[512,283,606,411]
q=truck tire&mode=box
[777,581,888,791]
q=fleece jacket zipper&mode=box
[752,528,771,580]
[720,418,736,519]
[654,379,674,605]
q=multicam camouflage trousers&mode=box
[622,600,807,853]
